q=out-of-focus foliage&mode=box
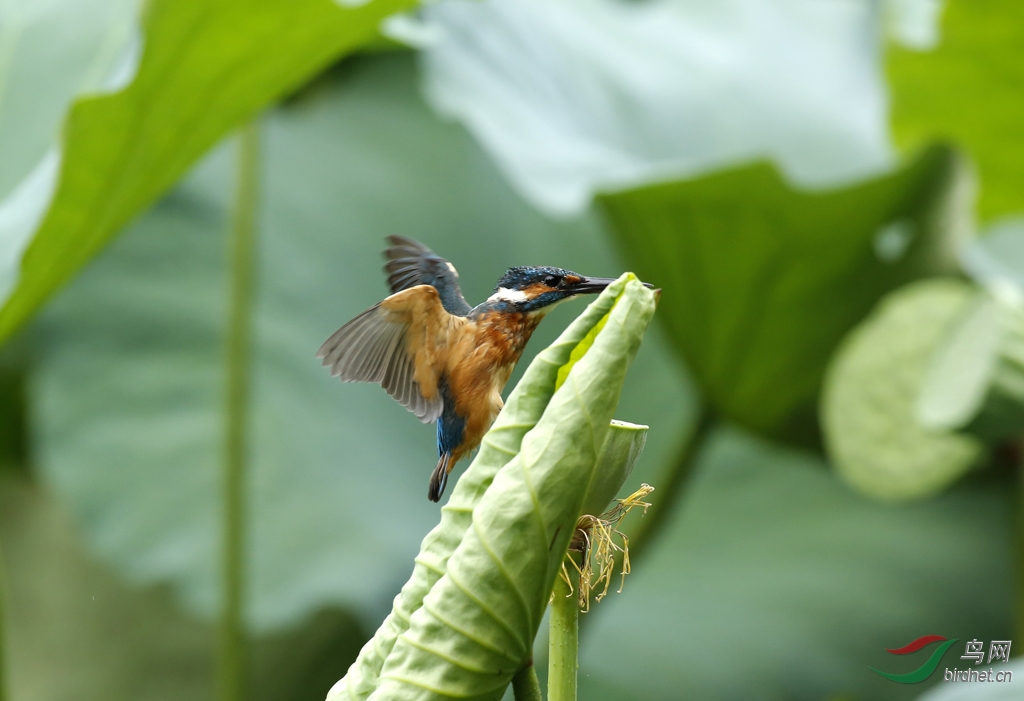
[599,146,967,447]
[578,428,1010,701]
[0,471,369,701]
[416,0,923,216]
[932,220,1024,446]
[918,286,1024,441]
[0,473,211,701]
[963,218,1024,288]
[342,279,655,700]
[889,0,1024,220]
[0,0,140,326]
[30,55,688,630]
[0,347,28,468]
[0,0,140,200]
[822,279,984,500]
[822,219,1024,504]
[0,0,416,343]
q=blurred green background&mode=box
[0,0,1021,700]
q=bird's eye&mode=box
[543,275,561,287]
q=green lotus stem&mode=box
[511,662,543,701]
[549,554,580,701]
[218,122,260,701]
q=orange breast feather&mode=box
[444,311,542,436]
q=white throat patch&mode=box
[487,287,529,304]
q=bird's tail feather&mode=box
[428,453,452,502]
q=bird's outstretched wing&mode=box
[317,285,467,424]
[383,235,472,316]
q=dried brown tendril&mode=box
[558,483,654,611]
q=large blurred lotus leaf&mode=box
[0,0,141,199]
[889,0,1024,220]
[931,220,1024,439]
[917,286,1024,441]
[369,279,655,700]
[0,471,212,701]
[417,0,932,216]
[31,55,689,631]
[599,144,968,447]
[0,470,378,701]
[0,343,28,467]
[0,0,417,343]
[962,218,1024,289]
[822,278,985,500]
[577,428,1011,701]
[0,0,142,308]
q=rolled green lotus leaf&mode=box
[581,420,648,518]
[554,308,650,517]
[364,276,656,700]
[328,274,651,701]
[918,284,1024,441]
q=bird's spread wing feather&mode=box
[383,235,472,316]
[317,285,467,424]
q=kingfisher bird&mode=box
[317,236,647,502]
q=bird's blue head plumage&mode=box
[488,266,619,313]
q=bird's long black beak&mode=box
[570,276,655,294]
